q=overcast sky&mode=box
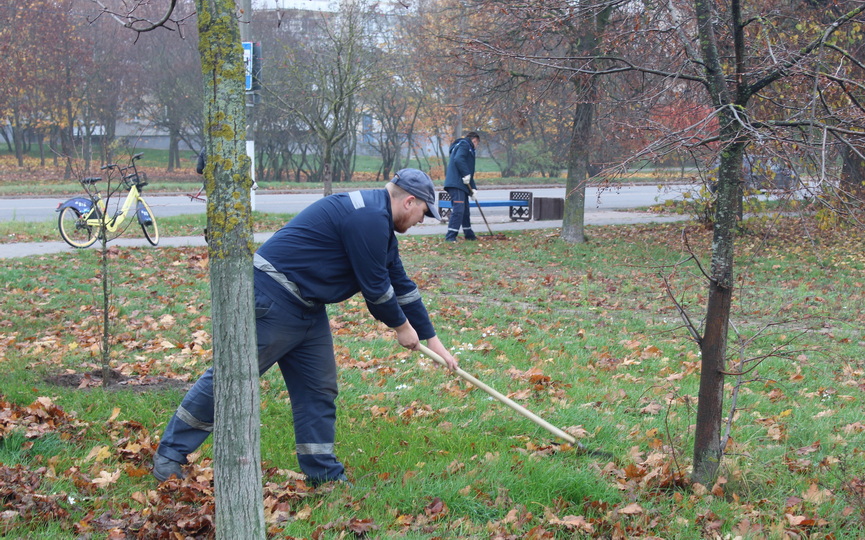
[252,0,335,12]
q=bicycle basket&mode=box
[123,172,148,188]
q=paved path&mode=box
[2,185,697,258]
[1,209,687,258]
[0,185,698,223]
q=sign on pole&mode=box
[242,42,253,91]
[242,42,262,99]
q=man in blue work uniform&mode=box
[153,169,459,486]
[443,131,480,242]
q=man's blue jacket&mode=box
[443,137,477,194]
[254,189,435,340]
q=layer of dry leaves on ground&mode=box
[2,212,865,538]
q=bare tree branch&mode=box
[90,0,186,33]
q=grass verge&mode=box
[0,211,295,244]
[1,215,864,538]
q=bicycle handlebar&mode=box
[88,154,144,191]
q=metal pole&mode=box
[239,0,256,210]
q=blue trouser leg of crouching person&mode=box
[153,284,346,486]
[444,187,477,242]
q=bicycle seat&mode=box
[82,177,102,185]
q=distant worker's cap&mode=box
[391,168,442,221]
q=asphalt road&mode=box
[0,184,695,223]
[1,185,694,258]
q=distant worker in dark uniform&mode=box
[152,169,459,486]
[443,132,481,242]
[196,147,206,175]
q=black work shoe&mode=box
[152,453,185,482]
[310,473,352,488]
[465,236,478,241]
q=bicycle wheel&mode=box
[58,207,97,248]
[138,200,159,246]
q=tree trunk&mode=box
[83,120,93,173]
[12,114,24,167]
[100,234,113,388]
[197,0,265,537]
[561,100,593,243]
[102,117,117,165]
[839,36,865,198]
[687,0,744,484]
[37,131,46,166]
[210,257,261,538]
[323,151,334,196]
[168,134,176,172]
[691,145,741,485]
[0,127,11,153]
[692,280,731,484]
[63,84,75,180]
[840,146,865,197]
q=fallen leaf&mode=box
[86,446,112,463]
[640,402,663,415]
[618,503,644,515]
[547,514,594,533]
[92,469,121,488]
[348,517,378,534]
[802,483,833,504]
[425,497,447,518]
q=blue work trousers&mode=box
[444,187,476,241]
[156,279,344,484]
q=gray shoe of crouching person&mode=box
[152,453,185,482]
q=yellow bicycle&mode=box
[57,153,159,248]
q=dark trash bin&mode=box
[533,197,564,221]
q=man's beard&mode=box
[393,216,411,233]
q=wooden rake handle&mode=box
[470,194,494,236]
[417,344,578,446]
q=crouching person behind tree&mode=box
[152,169,459,486]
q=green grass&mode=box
[0,210,295,244]
[0,146,500,174]
[1,215,864,537]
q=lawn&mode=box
[1,214,864,538]
[0,151,518,197]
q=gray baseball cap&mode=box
[391,168,442,221]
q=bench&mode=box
[437,191,533,222]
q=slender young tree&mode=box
[450,0,865,485]
[677,0,864,484]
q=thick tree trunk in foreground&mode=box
[196,0,264,537]
[211,259,261,537]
